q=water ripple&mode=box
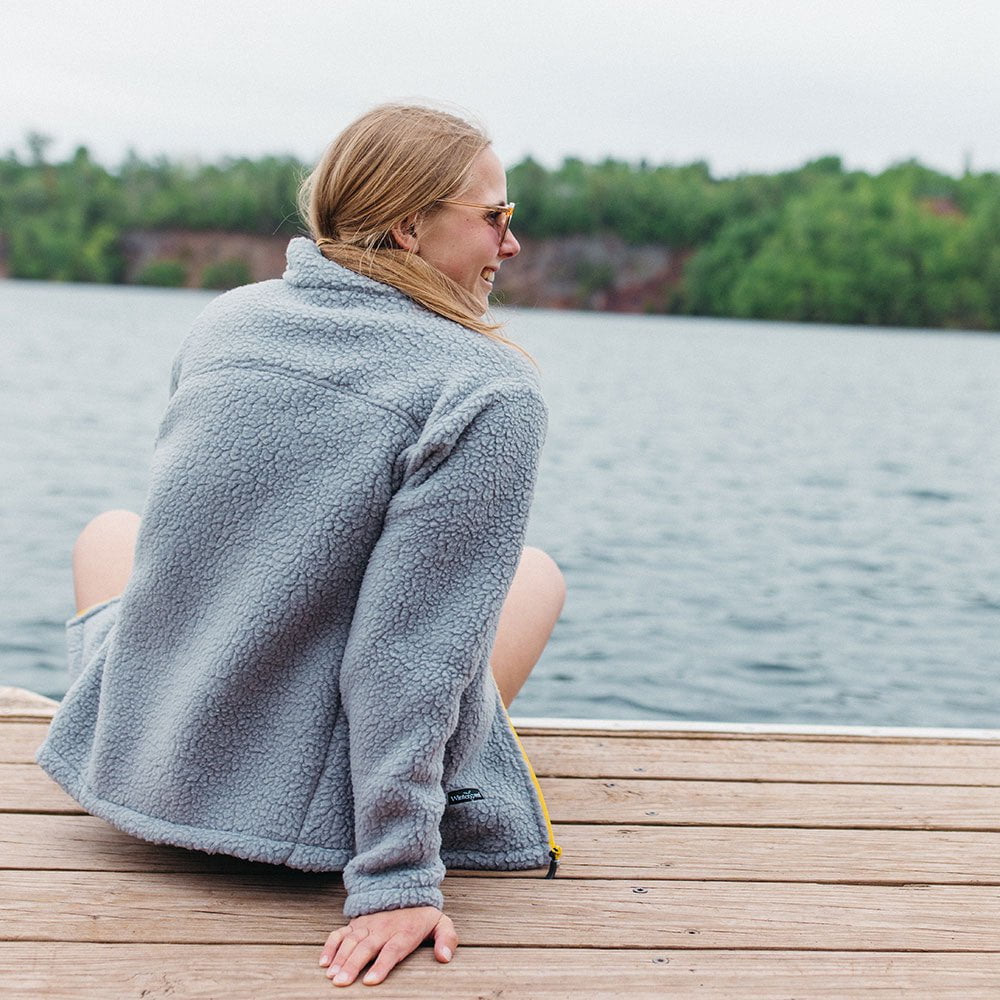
[903,488,959,502]
[743,660,807,674]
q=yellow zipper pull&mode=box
[545,844,562,879]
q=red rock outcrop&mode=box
[121,230,291,287]
[494,234,688,313]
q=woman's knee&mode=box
[518,546,567,618]
[74,509,141,554]
[72,509,141,613]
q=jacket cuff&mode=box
[343,883,445,918]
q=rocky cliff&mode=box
[114,230,688,313]
[120,230,291,288]
[496,234,689,313]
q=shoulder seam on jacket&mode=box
[181,361,422,433]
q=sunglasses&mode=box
[437,200,516,247]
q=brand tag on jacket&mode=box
[447,787,485,805]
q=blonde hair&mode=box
[299,103,530,359]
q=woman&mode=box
[36,103,566,988]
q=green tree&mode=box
[201,258,252,290]
[135,259,188,287]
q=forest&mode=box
[3,132,1000,330]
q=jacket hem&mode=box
[35,744,353,871]
[36,743,552,874]
[67,594,122,627]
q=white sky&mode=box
[4,0,999,177]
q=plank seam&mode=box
[526,820,1000,832]
[1,944,988,952]
[3,939,999,953]
[9,873,1000,889]
[4,867,999,887]
[5,816,994,831]
[511,718,1000,740]
[0,809,87,816]
[532,774,1000,788]
[517,732,1000,746]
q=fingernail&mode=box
[363,972,378,985]
[325,964,340,979]
[333,972,350,985]
[319,955,330,967]
[441,946,453,961]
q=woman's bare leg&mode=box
[491,546,566,708]
[72,509,141,614]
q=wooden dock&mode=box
[2,685,999,998]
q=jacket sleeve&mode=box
[338,383,548,917]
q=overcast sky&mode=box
[5,0,999,178]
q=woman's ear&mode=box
[391,217,419,253]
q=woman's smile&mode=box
[411,147,520,309]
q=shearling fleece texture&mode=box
[36,237,553,917]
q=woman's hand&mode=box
[319,905,457,987]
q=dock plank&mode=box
[3,870,1000,951]
[542,775,1000,829]
[4,813,1000,885]
[13,722,1000,786]
[8,765,1000,830]
[0,764,84,813]
[4,945,1000,999]
[0,721,49,763]
[0,688,57,720]
[521,733,1000,785]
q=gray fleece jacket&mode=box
[36,237,555,917]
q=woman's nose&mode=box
[500,229,520,259]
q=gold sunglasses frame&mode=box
[437,200,516,247]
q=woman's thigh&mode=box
[491,546,566,708]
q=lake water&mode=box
[3,279,999,727]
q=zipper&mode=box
[500,701,562,879]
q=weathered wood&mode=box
[3,944,1000,999]
[538,776,1000,830]
[0,688,57,721]
[0,722,49,763]
[513,720,1000,743]
[3,870,999,950]
[548,823,1000,884]
[8,765,1000,830]
[4,689,1000,999]
[4,813,1000,886]
[0,813,284,876]
[520,733,1000,785]
[0,765,84,813]
[13,723,1000,785]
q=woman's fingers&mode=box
[358,935,413,986]
[356,913,458,986]
[320,906,451,987]
[319,925,350,967]
[325,924,371,981]
[329,934,384,986]
[433,913,458,963]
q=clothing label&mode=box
[447,787,485,805]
